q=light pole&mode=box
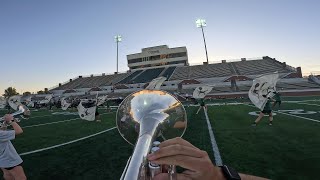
[196,19,209,64]
[114,35,122,73]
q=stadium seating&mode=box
[277,81,320,90]
[132,68,165,83]
[231,59,290,75]
[54,73,128,90]
[169,63,232,80]
[161,66,176,80]
[169,59,293,81]
[54,78,86,90]
[118,70,143,84]
[51,58,300,92]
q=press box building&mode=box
[127,45,188,70]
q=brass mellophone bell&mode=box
[117,89,187,180]
[0,104,31,128]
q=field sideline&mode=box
[0,97,319,180]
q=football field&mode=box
[0,96,319,180]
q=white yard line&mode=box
[187,102,244,107]
[243,104,320,123]
[275,111,320,123]
[20,127,117,156]
[203,108,223,166]
[29,114,57,119]
[22,118,80,128]
[22,112,113,128]
[296,102,320,107]
[297,100,320,103]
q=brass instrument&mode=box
[117,90,187,180]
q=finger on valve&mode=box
[159,137,198,149]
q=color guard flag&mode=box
[77,101,96,121]
[61,97,71,110]
[42,94,53,104]
[8,95,21,110]
[193,86,213,99]
[97,95,108,106]
[248,73,279,110]
[25,96,34,107]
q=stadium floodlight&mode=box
[114,35,122,73]
[196,19,207,28]
[115,35,122,42]
[196,18,209,63]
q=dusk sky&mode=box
[0,0,319,94]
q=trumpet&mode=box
[0,104,30,128]
[117,89,187,180]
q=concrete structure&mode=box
[127,45,188,70]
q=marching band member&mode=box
[272,91,282,108]
[0,114,27,180]
[252,98,275,126]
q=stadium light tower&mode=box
[196,19,209,64]
[114,35,122,73]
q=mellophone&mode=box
[117,89,187,180]
[0,104,30,128]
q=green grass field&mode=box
[0,97,320,180]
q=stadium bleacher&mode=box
[51,57,308,95]
[169,58,292,81]
[169,63,232,80]
[161,66,176,80]
[118,70,142,84]
[54,73,128,90]
[277,81,320,90]
[132,67,165,83]
[231,59,290,75]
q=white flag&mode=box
[24,96,31,103]
[0,97,6,109]
[27,101,35,107]
[193,86,213,99]
[248,73,279,110]
[146,77,167,90]
[8,95,21,110]
[97,95,108,106]
[77,101,96,121]
[45,94,53,101]
[61,97,71,110]
[40,94,53,104]
[24,96,34,107]
[40,94,52,104]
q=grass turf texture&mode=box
[0,97,319,180]
[208,103,320,180]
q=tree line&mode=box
[2,87,50,98]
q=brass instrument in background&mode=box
[117,89,187,180]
